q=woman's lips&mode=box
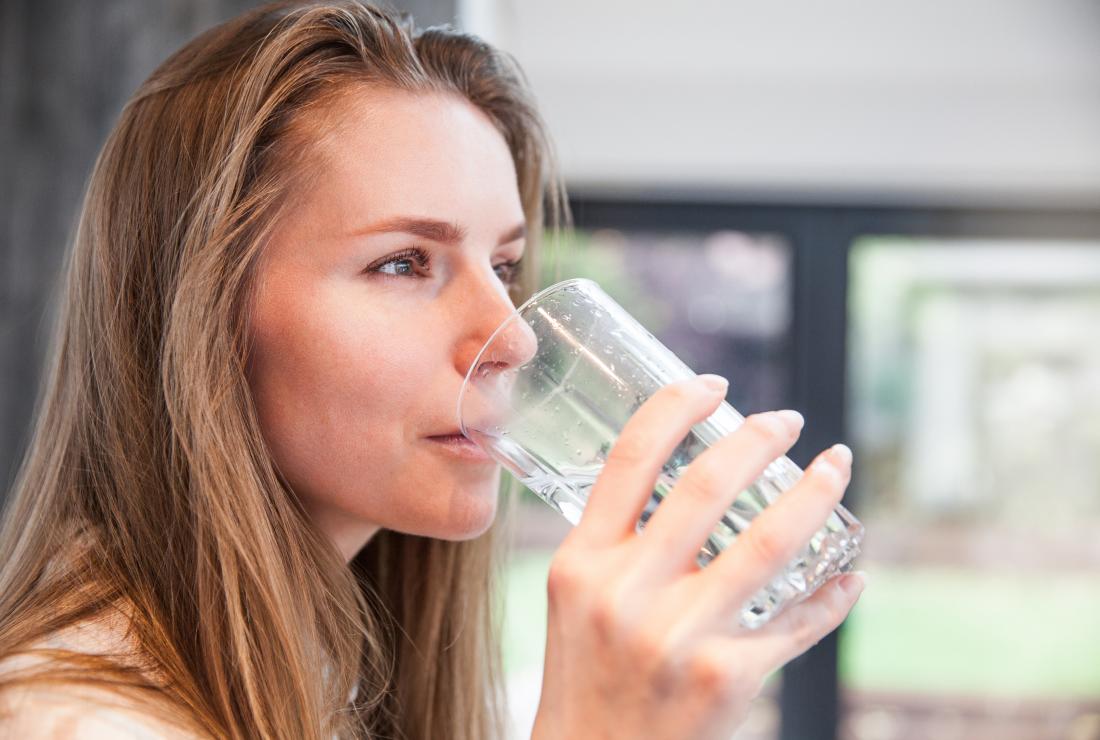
[426,434,496,463]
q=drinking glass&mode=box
[457,278,863,628]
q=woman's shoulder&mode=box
[0,608,201,738]
[0,681,200,739]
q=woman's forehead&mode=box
[293,87,521,220]
[309,86,510,171]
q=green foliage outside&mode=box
[500,550,1100,698]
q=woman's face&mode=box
[246,86,528,561]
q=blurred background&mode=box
[2,1,1099,739]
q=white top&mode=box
[0,609,201,738]
[0,608,360,738]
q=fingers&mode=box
[744,571,866,672]
[681,443,853,624]
[572,375,729,548]
[635,409,804,577]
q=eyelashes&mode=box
[368,246,523,287]
[369,247,431,277]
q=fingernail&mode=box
[810,454,839,479]
[840,571,866,596]
[698,374,728,393]
[775,409,804,432]
[828,443,853,467]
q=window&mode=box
[499,196,1100,740]
[841,238,1100,740]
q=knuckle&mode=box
[546,551,585,602]
[627,625,669,667]
[661,380,697,404]
[745,523,787,567]
[688,652,755,703]
[689,653,726,694]
[590,594,625,641]
[790,608,818,649]
[791,600,836,650]
[676,463,723,503]
[607,435,647,468]
[592,588,644,644]
[823,583,854,626]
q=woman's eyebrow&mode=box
[349,216,525,246]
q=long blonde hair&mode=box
[0,2,567,737]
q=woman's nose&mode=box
[456,282,539,382]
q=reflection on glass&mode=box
[542,228,792,412]
[842,237,1100,740]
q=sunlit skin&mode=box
[246,86,528,562]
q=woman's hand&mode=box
[530,375,865,740]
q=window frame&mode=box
[567,192,1100,740]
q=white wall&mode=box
[460,0,1100,208]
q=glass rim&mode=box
[457,277,599,437]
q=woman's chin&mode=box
[439,488,499,541]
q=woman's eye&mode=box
[494,258,523,286]
[367,247,522,286]
[378,258,416,277]
[369,247,431,279]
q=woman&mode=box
[0,1,864,738]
